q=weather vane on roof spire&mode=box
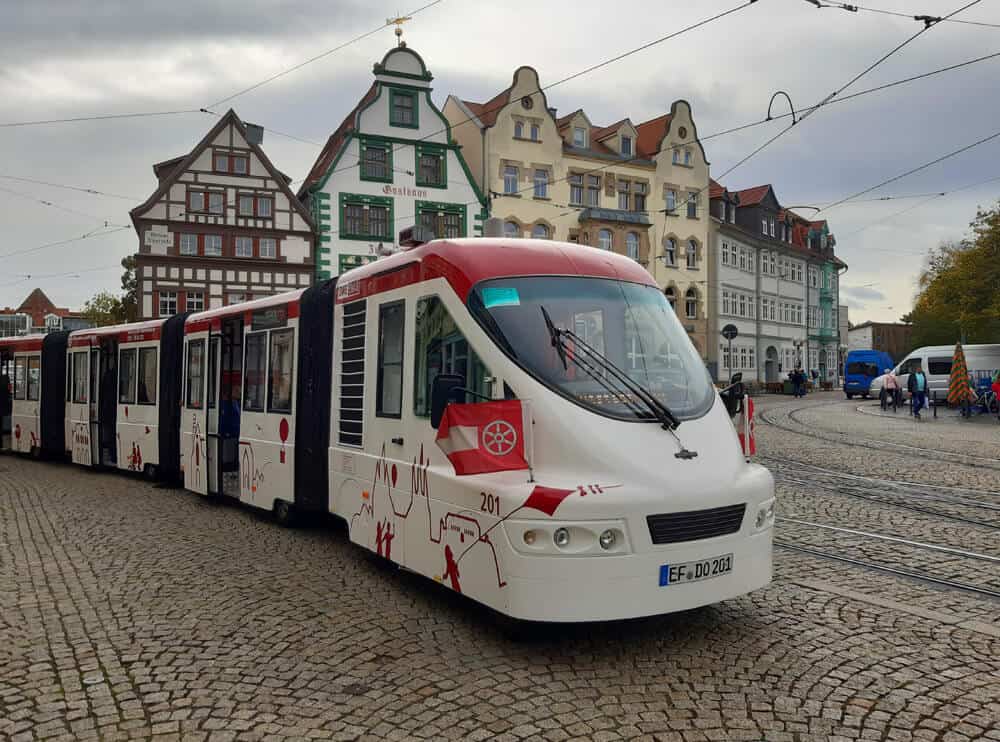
[387,14,412,47]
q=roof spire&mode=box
[387,13,411,47]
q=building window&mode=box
[208,192,224,214]
[204,234,222,256]
[416,150,445,187]
[213,152,248,174]
[138,348,157,404]
[533,169,548,198]
[376,302,405,418]
[685,289,698,319]
[684,149,691,166]
[235,237,253,257]
[389,89,417,127]
[573,127,586,147]
[621,136,632,156]
[723,291,730,315]
[664,238,676,266]
[188,191,205,212]
[634,182,647,212]
[213,153,228,172]
[159,292,177,317]
[586,175,600,207]
[504,221,520,238]
[340,194,392,240]
[260,238,277,258]
[514,121,524,139]
[666,189,677,213]
[598,229,612,251]
[665,286,676,310]
[769,218,776,237]
[739,249,746,272]
[239,195,255,217]
[179,233,197,255]
[233,155,249,174]
[672,148,680,164]
[728,203,735,223]
[503,165,519,195]
[686,191,698,218]
[762,218,768,235]
[417,202,465,239]
[257,197,272,218]
[626,232,639,261]
[569,173,583,205]
[532,223,549,239]
[361,142,391,182]
[686,240,698,269]
[739,294,747,318]
[618,180,630,210]
[530,123,539,141]
[228,293,247,305]
[186,292,204,312]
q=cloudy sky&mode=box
[2,0,998,323]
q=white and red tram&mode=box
[1,332,68,456]
[2,237,773,622]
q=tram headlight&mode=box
[553,528,570,547]
[754,499,776,531]
[598,529,616,550]
[523,530,537,545]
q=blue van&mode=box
[844,350,894,399]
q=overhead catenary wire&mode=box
[821,1,1000,29]
[0,175,139,201]
[0,109,200,129]
[0,264,123,289]
[0,185,130,227]
[0,225,132,260]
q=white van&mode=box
[876,344,1000,400]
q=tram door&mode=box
[68,346,92,466]
[205,336,222,495]
[96,340,118,467]
[0,350,12,451]
[182,334,210,495]
[219,318,243,498]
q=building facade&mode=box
[299,45,487,281]
[708,182,846,383]
[443,67,711,357]
[131,110,316,320]
[0,288,91,337]
[848,321,913,362]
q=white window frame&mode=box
[259,238,277,259]
[204,234,222,257]
[159,292,178,317]
[235,237,254,258]
[503,165,519,195]
[621,136,632,156]
[180,234,197,256]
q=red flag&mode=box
[521,485,575,517]
[436,400,530,475]
[738,395,756,456]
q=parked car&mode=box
[844,349,894,399]
[871,344,1000,400]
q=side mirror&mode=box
[720,381,744,418]
[730,372,743,384]
[430,373,466,429]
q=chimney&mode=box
[244,123,264,146]
[548,107,557,118]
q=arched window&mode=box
[665,286,676,311]
[531,223,549,239]
[686,239,698,269]
[504,221,520,238]
[664,238,677,266]
[625,232,639,261]
[685,288,698,319]
[598,229,613,251]
[514,121,524,139]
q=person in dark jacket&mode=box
[791,367,806,398]
[907,363,928,418]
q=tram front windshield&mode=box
[469,276,715,421]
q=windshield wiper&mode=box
[539,307,697,459]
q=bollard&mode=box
[933,391,937,419]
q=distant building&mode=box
[848,321,913,364]
[0,288,91,337]
[838,304,849,380]
[131,109,316,320]
[298,44,486,281]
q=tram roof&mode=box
[0,334,47,352]
[335,238,657,304]
[68,319,167,347]
[184,288,307,333]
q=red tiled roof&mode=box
[634,114,672,157]
[555,109,583,130]
[734,185,771,206]
[709,179,726,199]
[460,85,513,129]
[591,119,627,141]
[298,83,378,195]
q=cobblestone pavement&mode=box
[2,392,999,741]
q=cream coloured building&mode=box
[443,66,711,357]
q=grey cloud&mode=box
[841,286,886,302]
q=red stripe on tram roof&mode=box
[0,336,45,352]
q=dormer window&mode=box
[769,218,776,237]
[621,136,632,156]
[762,218,768,235]
[389,89,417,128]
[573,127,587,147]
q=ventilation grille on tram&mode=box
[338,300,366,447]
[646,504,746,545]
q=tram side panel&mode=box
[3,338,44,454]
[66,341,93,466]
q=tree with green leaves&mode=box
[82,291,126,327]
[905,203,1000,346]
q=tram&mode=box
[2,237,773,622]
[0,332,67,456]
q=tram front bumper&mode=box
[498,527,773,623]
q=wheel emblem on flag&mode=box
[481,420,517,456]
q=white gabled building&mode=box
[298,44,487,281]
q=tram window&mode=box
[243,332,267,412]
[377,302,405,418]
[138,348,157,405]
[119,349,137,404]
[413,296,492,417]
[27,357,40,401]
[186,340,206,409]
[72,352,88,403]
[13,356,26,400]
[267,329,294,414]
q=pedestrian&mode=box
[882,368,900,411]
[791,367,805,398]
[907,363,928,419]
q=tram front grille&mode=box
[646,504,746,545]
